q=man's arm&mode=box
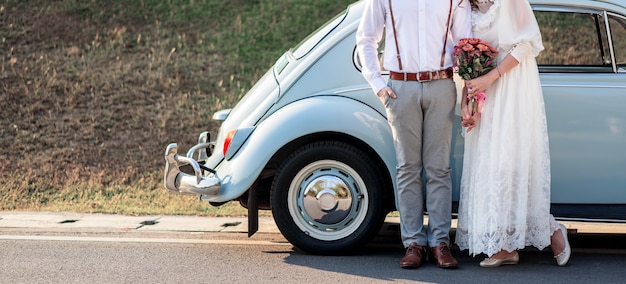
[450,0,473,46]
[356,0,388,94]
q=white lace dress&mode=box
[454,0,560,257]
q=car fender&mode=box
[208,95,397,203]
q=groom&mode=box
[356,0,472,269]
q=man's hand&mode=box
[460,92,477,132]
[461,116,476,132]
[376,86,397,100]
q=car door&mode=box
[534,5,626,219]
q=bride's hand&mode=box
[466,70,499,97]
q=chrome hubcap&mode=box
[288,160,368,241]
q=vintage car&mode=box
[163,0,626,254]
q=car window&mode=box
[356,8,625,74]
[535,10,612,71]
[609,13,626,72]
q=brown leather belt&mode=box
[389,68,453,82]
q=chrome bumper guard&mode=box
[164,142,220,196]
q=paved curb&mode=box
[0,211,280,234]
[1,212,625,235]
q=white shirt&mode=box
[356,0,473,93]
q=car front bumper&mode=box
[163,133,220,196]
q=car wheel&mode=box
[271,140,388,255]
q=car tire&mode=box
[270,140,389,255]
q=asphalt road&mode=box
[1,212,626,283]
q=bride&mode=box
[454,0,571,268]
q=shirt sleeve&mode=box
[451,0,474,45]
[356,0,388,94]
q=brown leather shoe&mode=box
[400,242,426,269]
[430,242,458,269]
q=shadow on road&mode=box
[279,221,626,283]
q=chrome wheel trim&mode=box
[287,160,368,241]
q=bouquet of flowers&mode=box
[453,38,498,132]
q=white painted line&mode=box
[0,235,291,246]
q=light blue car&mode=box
[163,0,626,254]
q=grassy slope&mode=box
[0,0,356,215]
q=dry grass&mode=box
[0,0,354,216]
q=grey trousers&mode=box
[384,78,456,248]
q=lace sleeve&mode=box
[509,41,535,61]
[497,0,543,57]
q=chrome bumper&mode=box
[163,133,220,195]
